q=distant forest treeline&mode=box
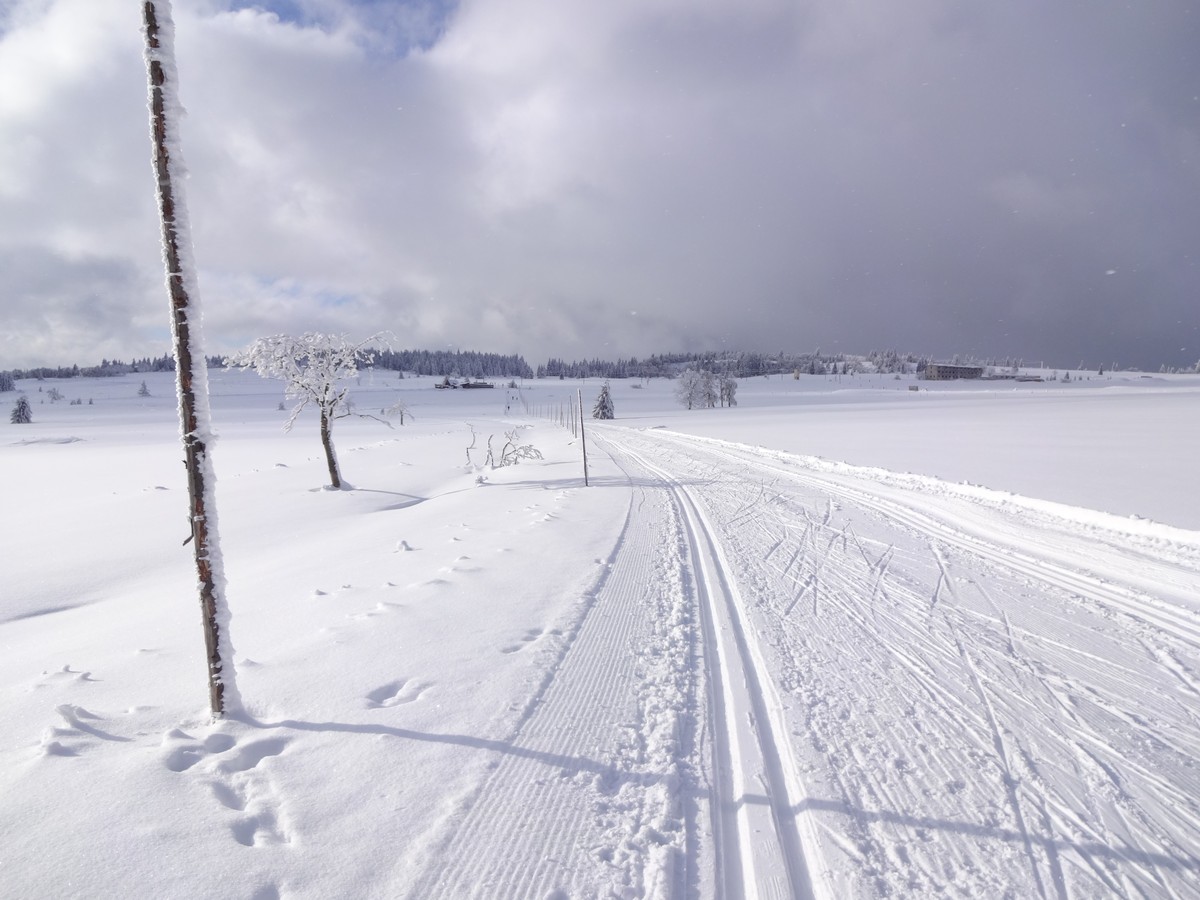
[537,349,933,379]
[0,349,535,387]
[372,349,534,379]
[4,354,184,381]
[1,347,925,387]
[4,345,1196,392]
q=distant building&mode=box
[923,363,984,380]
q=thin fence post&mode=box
[578,388,589,486]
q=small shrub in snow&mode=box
[137,380,151,397]
[485,428,543,468]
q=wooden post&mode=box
[144,0,237,718]
[578,388,589,487]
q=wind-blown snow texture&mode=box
[1,369,1197,898]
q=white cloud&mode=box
[0,0,1196,371]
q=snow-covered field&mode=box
[2,368,1198,899]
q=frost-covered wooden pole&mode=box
[577,388,589,487]
[144,0,241,718]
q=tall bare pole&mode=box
[577,388,589,487]
[144,0,239,718]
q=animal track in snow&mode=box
[365,679,430,708]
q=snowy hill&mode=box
[2,369,1198,898]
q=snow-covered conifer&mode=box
[592,381,615,419]
[10,395,32,424]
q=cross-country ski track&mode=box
[392,422,1200,898]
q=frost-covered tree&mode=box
[227,332,388,489]
[138,380,151,397]
[719,374,738,407]
[674,368,703,409]
[696,370,718,408]
[0,371,14,392]
[592,381,615,419]
[10,395,32,424]
[675,368,728,410]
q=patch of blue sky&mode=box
[315,289,359,308]
[225,0,457,57]
[253,277,356,309]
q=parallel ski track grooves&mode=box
[652,432,1200,651]
[614,439,818,900]
[402,482,670,899]
[615,426,1200,897]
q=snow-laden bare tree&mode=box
[227,332,390,489]
[592,381,615,419]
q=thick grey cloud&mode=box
[1,0,1197,370]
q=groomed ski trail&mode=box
[595,424,1200,899]
[398,470,700,899]
[617,442,823,900]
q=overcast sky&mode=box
[2,0,1198,371]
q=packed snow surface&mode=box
[2,369,1198,898]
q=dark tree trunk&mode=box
[320,410,341,488]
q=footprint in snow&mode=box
[161,727,295,848]
[161,728,237,773]
[501,628,544,654]
[365,679,430,708]
[214,737,290,774]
